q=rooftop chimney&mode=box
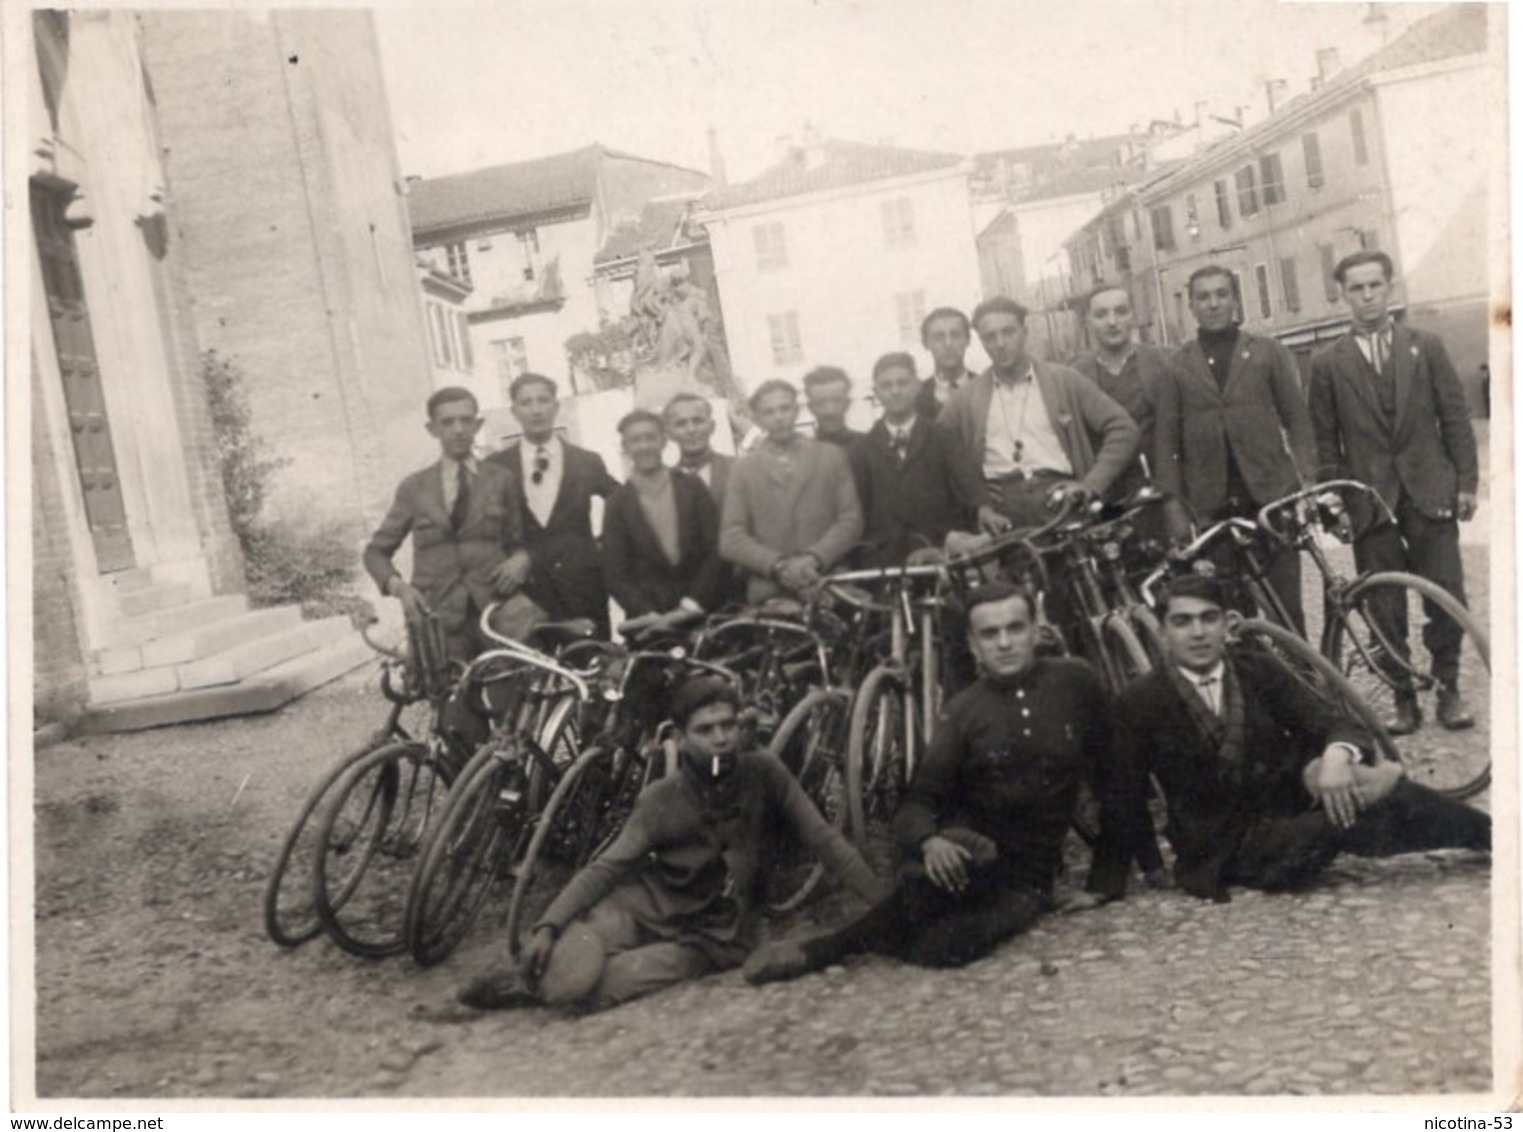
[1316,47,1342,83]
[706,124,727,187]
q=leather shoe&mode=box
[457,966,539,1011]
[1387,692,1422,736]
[1436,685,1475,731]
[743,940,817,986]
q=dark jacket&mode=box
[915,369,974,421]
[1070,344,1172,497]
[1087,652,1370,901]
[1307,324,1478,523]
[486,440,619,628]
[852,415,981,567]
[600,471,723,617]
[1154,331,1316,517]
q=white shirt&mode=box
[519,435,564,527]
[1177,661,1227,715]
[983,366,1073,479]
[1354,324,1393,372]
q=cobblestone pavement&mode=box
[30,547,1500,1101]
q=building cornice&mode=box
[692,163,971,226]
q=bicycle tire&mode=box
[845,666,920,848]
[313,740,450,959]
[262,737,387,948]
[504,746,619,961]
[1326,571,1491,798]
[404,737,534,967]
[764,688,851,915]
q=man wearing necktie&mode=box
[1081,576,1489,907]
[364,387,531,660]
[1308,251,1480,734]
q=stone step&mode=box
[116,581,195,619]
[95,595,250,650]
[78,632,376,734]
[91,606,303,676]
[102,567,156,595]
[175,617,353,691]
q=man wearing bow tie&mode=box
[363,387,532,659]
[1308,251,1480,733]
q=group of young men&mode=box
[362,248,1487,1015]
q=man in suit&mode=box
[662,392,733,507]
[941,295,1139,530]
[720,379,863,602]
[1154,265,1316,632]
[1308,250,1480,733]
[853,352,989,567]
[601,409,722,637]
[486,373,620,638]
[802,366,867,460]
[916,307,977,420]
[1082,576,1488,906]
[364,387,532,660]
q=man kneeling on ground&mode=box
[1082,575,1489,906]
[459,677,884,1013]
[745,581,1112,983]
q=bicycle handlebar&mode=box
[1255,479,1395,534]
[1138,518,1260,607]
[474,603,595,701]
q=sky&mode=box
[372,0,1448,182]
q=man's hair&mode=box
[426,386,479,420]
[662,391,712,421]
[1332,249,1395,285]
[971,296,1029,332]
[1154,573,1229,618]
[963,580,1036,623]
[920,306,971,344]
[802,366,852,394]
[671,676,742,728]
[1083,281,1133,314]
[747,378,798,412]
[509,372,558,402]
[1186,265,1236,300]
[616,409,665,438]
[871,351,918,382]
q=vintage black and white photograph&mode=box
[11,0,1515,1107]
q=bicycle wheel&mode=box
[846,666,920,848]
[313,740,451,959]
[764,688,851,915]
[504,746,620,961]
[1326,572,1491,798]
[262,738,386,948]
[404,737,535,967]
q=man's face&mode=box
[682,701,741,769]
[873,363,920,421]
[426,397,482,460]
[1087,288,1135,351]
[966,594,1038,680]
[755,389,800,442]
[923,315,971,373]
[1161,595,1229,673]
[805,381,851,433]
[1189,273,1237,334]
[975,311,1030,376]
[1339,262,1393,329]
[510,382,559,438]
[621,420,666,474]
[665,399,715,456]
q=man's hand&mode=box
[921,835,971,893]
[520,925,557,989]
[1456,492,1478,522]
[775,555,815,592]
[489,552,532,596]
[392,580,430,624]
[977,505,1012,536]
[1311,746,1363,829]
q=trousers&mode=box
[574,883,737,1007]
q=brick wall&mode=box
[31,364,88,726]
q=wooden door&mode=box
[32,182,135,573]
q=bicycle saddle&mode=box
[529,619,598,648]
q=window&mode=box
[1235,166,1259,216]
[1185,193,1199,230]
[1174,292,1186,338]
[1231,271,1246,317]
[1214,179,1232,229]
[427,301,454,368]
[1150,205,1176,252]
[1254,264,1273,319]
[767,311,803,364]
[444,242,471,285]
[754,222,788,271]
[1280,256,1301,313]
[894,290,927,345]
[1350,108,1369,165]
[492,337,528,400]
[1260,153,1286,206]
[1303,132,1325,189]
[881,198,916,248]
[1319,243,1339,302]
[517,229,540,281]
[455,312,474,371]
